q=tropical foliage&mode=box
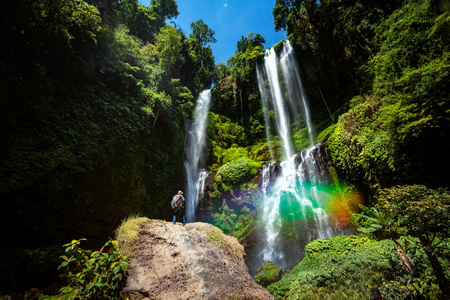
[57,238,129,299]
[0,0,215,294]
[255,262,282,288]
[326,0,450,192]
[211,32,266,143]
[266,234,449,300]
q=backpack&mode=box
[171,195,183,209]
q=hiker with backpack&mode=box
[171,190,186,226]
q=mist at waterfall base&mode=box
[245,40,361,275]
[245,178,363,275]
[184,89,211,223]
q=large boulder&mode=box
[122,220,275,300]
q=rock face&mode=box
[122,220,275,300]
[195,171,216,223]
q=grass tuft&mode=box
[115,215,150,258]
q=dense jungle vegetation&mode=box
[0,0,449,298]
[0,0,215,293]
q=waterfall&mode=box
[184,89,211,223]
[255,41,341,271]
[263,47,295,160]
[280,41,315,146]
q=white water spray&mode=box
[184,90,211,223]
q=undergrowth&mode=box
[267,235,402,299]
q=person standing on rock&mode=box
[171,190,186,226]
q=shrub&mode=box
[221,146,249,165]
[57,238,129,299]
[267,235,404,299]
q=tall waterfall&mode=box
[184,89,211,223]
[255,41,341,271]
[280,41,315,146]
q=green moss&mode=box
[328,166,339,186]
[221,146,249,164]
[211,156,262,238]
[200,226,228,249]
[267,235,400,299]
[255,262,282,287]
[214,158,261,193]
[248,142,274,162]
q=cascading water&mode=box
[280,41,315,146]
[263,47,295,160]
[254,40,342,272]
[184,89,211,223]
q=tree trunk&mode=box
[419,236,450,298]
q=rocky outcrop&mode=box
[261,140,335,190]
[293,140,334,184]
[122,220,275,300]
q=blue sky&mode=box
[140,0,286,64]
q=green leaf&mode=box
[114,265,120,274]
[357,227,377,233]
[121,261,129,270]
[86,258,96,268]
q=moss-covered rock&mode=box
[213,158,261,193]
[265,235,440,299]
[255,262,282,287]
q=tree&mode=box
[184,19,216,91]
[189,19,217,68]
[150,0,178,27]
[153,25,184,73]
[190,19,217,48]
[213,33,265,129]
[273,0,304,32]
[236,33,265,53]
[368,185,450,298]
[122,0,178,43]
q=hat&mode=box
[178,191,183,195]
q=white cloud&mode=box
[224,3,227,7]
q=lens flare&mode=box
[273,182,364,228]
[325,188,364,228]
